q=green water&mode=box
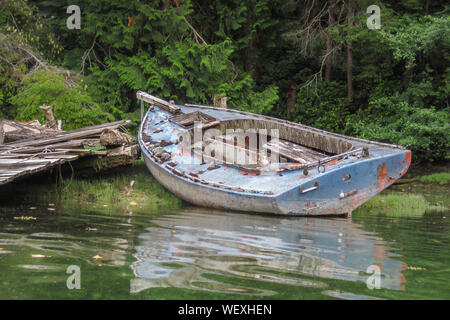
[0,175,449,300]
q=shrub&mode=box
[10,70,113,130]
[348,96,449,162]
[289,81,351,133]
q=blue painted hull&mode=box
[137,92,411,216]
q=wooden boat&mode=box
[137,90,411,216]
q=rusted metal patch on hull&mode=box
[401,151,412,176]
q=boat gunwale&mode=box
[183,103,407,151]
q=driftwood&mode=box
[0,119,60,144]
[0,119,140,186]
[39,105,58,130]
[100,128,137,147]
[393,178,418,185]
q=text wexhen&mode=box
[178,304,272,317]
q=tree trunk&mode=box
[402,65,413,90]
[346,0,354,99]
[161,0,171,10]
[286,81,297,116]
[325,0,336,82]
[245,4,258,80]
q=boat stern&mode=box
[275,150,412,216]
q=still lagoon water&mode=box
[0,175,449,300]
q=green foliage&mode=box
[77,1,279,115]
[379,15,450,69]
[289,82,351,133]
[0,64,20,119]
[0,0,61,61]
[10,70,113,129]
[348,96,450,162]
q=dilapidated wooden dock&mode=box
[0,119,140,186]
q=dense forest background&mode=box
[0,0,448,163]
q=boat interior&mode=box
[136,91,367,172]
[172,109,359,170]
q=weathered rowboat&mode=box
[137,90,411,216]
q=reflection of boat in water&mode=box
[130,209,406,296]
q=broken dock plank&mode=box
[0,120,130,150]
[0,119,139,186]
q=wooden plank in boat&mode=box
[263,139,327,164]
[202,137,271,168]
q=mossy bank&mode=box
[0,158,181,215]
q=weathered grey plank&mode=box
[263,139,327,164]
[0,120,129,149]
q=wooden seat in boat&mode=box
[263,139,327,164]
[199,132,328,168]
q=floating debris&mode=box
[407,266,427,271]
[31,254,51,258]
[14,216,37,221]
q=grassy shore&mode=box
[418,172,450,185]
[0,158,182,215]
[53,159,182,214]
[62,164,445,217]
[355,170,449,217]
[355,193,446,217]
